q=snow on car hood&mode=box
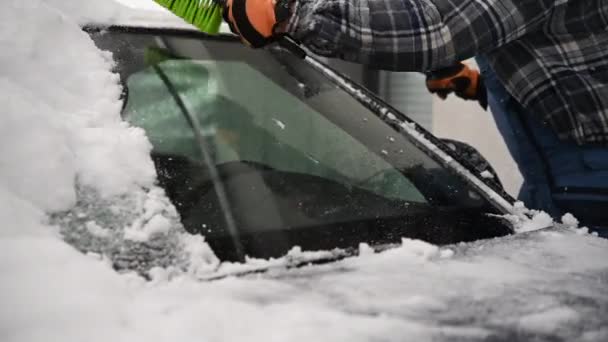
[0,0,218,329]
[1,1,607,341]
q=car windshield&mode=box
[90,28,512,261]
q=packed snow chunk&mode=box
[518,307,580,335]
[561,213,580,228]
[124,214,172,242]
[512,201,526,213]
[480,170,494,179]
[561,213,591,235]
[504,201,554,233]
[582,329,608,342]
[358,243,375,256]
[396,238,440,261]
[285,246,341,263]
[179,234,220,276]
[519,211,554,233]
[439,249,455,259]
[401,121,418,131]
[86,221,111,238]
[76,123,158,199]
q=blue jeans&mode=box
[476,56,608,236]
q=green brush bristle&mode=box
[154,0,223,35]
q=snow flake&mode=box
[272,118,286,130]
[480,170,494,179]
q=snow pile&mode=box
[561,213,580,228]
[118,231,608,342]
[0,0,220,338]
[0,0,149,210]
[560,212,599,236]
[0,0,218,278]
[503,201,555,233]
[503,202,596,235]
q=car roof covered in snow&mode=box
[87,1,234,34]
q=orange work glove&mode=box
[223,0,292,48]
[426,63,488,110]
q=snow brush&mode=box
[154,0,224,34]
[154,0,307,58]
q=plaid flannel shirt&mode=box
[287,0,608,145]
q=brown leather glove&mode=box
[426,63,487,110]
[223,0,292,48]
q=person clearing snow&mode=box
[222,0,608,236]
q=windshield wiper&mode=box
[153,63,246,261]
[199,247,354,281]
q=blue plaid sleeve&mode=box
[287,0,608,145]
[287,0,554,72]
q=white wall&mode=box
[432,95,523,196]
[379,72,434,131]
